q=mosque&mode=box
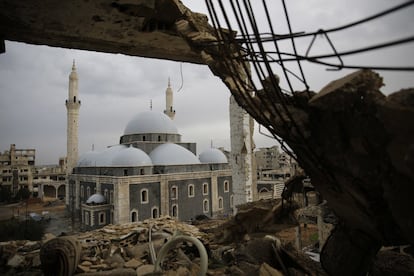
[65,63,234,230]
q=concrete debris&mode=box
[0,211,328,276]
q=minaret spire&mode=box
[66,61,81,176]
[164,77,176,120]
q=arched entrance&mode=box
[43,185,56,198]
[57,185,65,199]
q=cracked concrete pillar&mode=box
[229,95,256,213]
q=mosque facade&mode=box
[65,67,233,230]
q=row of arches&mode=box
[42,184,65,198]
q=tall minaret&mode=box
[65,60,81,174]
[163,78,175,120]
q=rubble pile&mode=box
[0,203,328,276]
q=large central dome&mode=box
[124,111,178,135]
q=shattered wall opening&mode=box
[0,0,413,275]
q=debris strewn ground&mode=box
[0,199,328,276]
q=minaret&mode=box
[65,60,81,174]
[164,78,175,120]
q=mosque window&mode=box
[158,135,161,141]
[80,186,84,199]
[152,207,159,218]
[86,186,91,198]
[109,191,114,204]
[188,184,195,198]
[99,212,106,225]
[124,169,128,176]
[218,197,223,209]
[104,189,108,201]
[203,199,209,213]
[171,186,178,199]
[203,183,208,195]
[131,210,138,222]
[172,204,178,218]
[230,195,234,208]
[143,136,146,141]
[224,181,229,192]
[141,189,149,203]
[140,169,145,175]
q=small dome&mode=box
[86,193,106,204]
[77,150,100,167]
[150,143,200,165]
[97,145,127,166]
[199,148,228,164]
[124,111,178,135]
[112,146,152,166]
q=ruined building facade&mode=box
[0,144,35,194]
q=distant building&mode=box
[33,158,66,199]
[255,146,300,199]
[67,75,234,230]
[0,144,36,195]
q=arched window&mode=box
[230,195,234,208]
[80,186,84,199]
[203,183,208,195]
[158,135,161,142]
[86,186,91,198]
[188,184,195,198]
[142,136,146,141]
[203,199,209,213]
[131,209,138,222]
[104,189,108,201]
[172,204,178,218]
[141,189,149,203]
[171,186,178,199]
[218,197,223,209]
[224,180,229,192]
[152,207,159,218]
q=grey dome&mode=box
[149,143,200,165]
[77,150,100,167]
[124,111,178,135]
[96,145,127,166]
[86,193,106,204]
[112,146,152,166]
[199,148,228,164]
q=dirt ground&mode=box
[0,197,72,235]
[0,198,64,219]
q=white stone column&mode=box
[211,171,219,215]
[114,178,130,224]
[160,176,169,216]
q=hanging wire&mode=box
[176,62,184,93]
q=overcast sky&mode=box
[0,0,413,165]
